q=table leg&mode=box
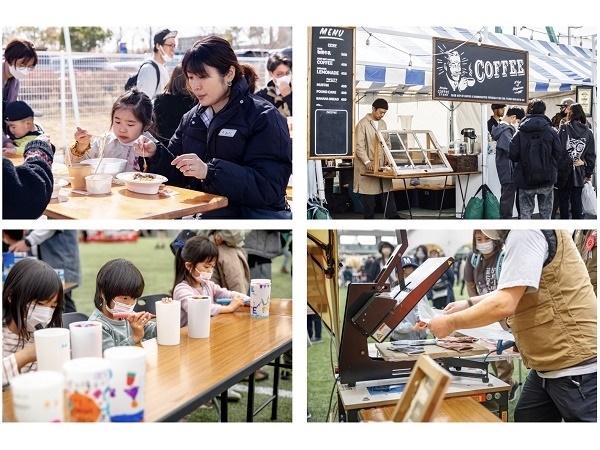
[271,356,281,420]
[220,390,228,422]
[438,175,449,219]
[403,179,413,219]
[246,372,256,422]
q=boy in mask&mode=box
[255,51,292,117]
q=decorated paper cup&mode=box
[250,279,271,318]
[104,346,147,422]
[10,371,65,422]
[63,357,111,422]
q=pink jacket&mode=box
[173,280,241,327]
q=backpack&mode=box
[521,132,553,186]
[470,230,557,279]
[124,60,160,92]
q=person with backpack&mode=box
[429,230,597,422]
[556,103,596,219]
[491,106,525,219]
[463,230,518,401]
[508,99,561,219]
[130,29,177,99]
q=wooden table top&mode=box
[359,396,502,422]
[44,184,228,220]
[3,300,292,422]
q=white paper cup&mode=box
[155,299,181,345]
[187,295,211,338]
[250,279,271,318]
[104,346,147,422]
[10,371,65,422]
[69,321,103,359]
[63,357,111,422]
[34,327,71,373]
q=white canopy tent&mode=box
[353,26,597,215]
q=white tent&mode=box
[353,26,597,216]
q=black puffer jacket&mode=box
[557,121,596,188]
[508,114,561,189]
[148,77,292,219]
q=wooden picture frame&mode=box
[390,355,451,422]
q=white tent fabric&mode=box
[356,26,595,97]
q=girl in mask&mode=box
[69,89,157,173]
[172,235,247,328]
[255,51,293,117]
[2,258,63,386]
[88,258,156,352]
[2,38,38,150]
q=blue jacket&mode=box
[148,77,292,219]
[508,114,561,189]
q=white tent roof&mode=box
[356,26,596,98]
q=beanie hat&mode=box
[23,138,54,166]
[372,98,388,110]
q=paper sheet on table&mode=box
[418,299,515,342]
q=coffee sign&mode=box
[432,37,528,105]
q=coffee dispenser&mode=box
[461,128,477,154]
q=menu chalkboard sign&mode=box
[309,27,355,159]
[432,37,528,105]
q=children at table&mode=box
[2,258,64,386]
[88,258,156,352]
[172,235,248,327]
[68,89,158,173]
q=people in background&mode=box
[255,51,292,117]
[556,103,595,220]
[136,28,177,99]
[2,38,38,151]
[152,64,196,147]
[487,103,506,135]
[551,97,574,130]
[3,100,50,156]
[2,258,64,386]
[69,89,157,173]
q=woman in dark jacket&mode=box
[152,64,197,147]
[135,36,292,219]
[556,103,596,219]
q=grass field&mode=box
[307,283,529,422]
[73,233,293,422]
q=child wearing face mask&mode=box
[88,258,156,353]
[68,89,158,172]
[2,258,64,387]
[172,235,248,328]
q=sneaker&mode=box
[243,369,269,382]
[199,401,213,409]
[281,370,292,380]
[310,337,323,344]
[227,388,241,401]
[509,382,519,401]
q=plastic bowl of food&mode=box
[51,178,69,198]
[81,158,127,176]
[85,174,113,195]
[116,172,168,195]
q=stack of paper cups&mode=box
[10,371,65,422]
[187,295,211,338]
[63,357,111,422]
[69,321,103,358]
[250,279,271,318]
[155,299,181,345]
[34,327,71,373]
[104,346,147,422]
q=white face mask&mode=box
[106,299,136,316]
[9,65,30,80]
[381,249,392,258]
[192,267,213,282]
[416,251,425,260]
[275,74,291,86]
[476,241,495,255]
[26,304,55,332]
[160,47,173,62]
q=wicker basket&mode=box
[446,154,478,172]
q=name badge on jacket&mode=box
[218,129,237,137]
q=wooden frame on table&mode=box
[390,355,451,422]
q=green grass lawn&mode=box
[73,234,292,422]
[308,283,528,422]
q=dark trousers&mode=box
[361,191,397,219]
[514,369,597,422]
[307,314,322,339]
[62,292,77,313]
[559,186,584,219]
[500,182,519,219]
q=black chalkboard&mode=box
[309,27,355,158]
[432,37,529,105]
